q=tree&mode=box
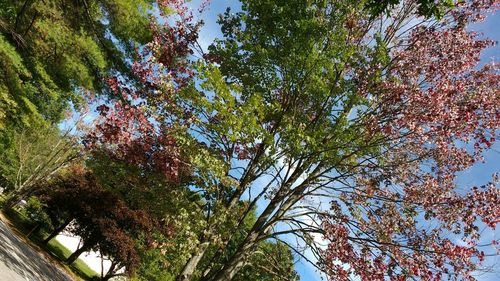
[85,149,206,280]
[38,166,155,280]
[200,206,299,281]
[90,0,500,280]
[0,0,156,126]
[0,125,79,209]
[364,0,454,18]
[132,206,298,281]
[0,0,162,208]
[234,241,298,281]
[38,140,199,279]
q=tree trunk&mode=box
[26,223,40,237]
[66,241,93,264]
[44,218,72,244]
[206,184,289,281]
[14,0,31,31]
[208,232,259,281]
[101,261,117,281]
[2,191,25,210]
[177,242,209,281]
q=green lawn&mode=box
[1,207,99,280]
[46,238,100,280]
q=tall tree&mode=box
[90,0,500,280]
[0,126,79,209]
[0,0,156,128]
[0,0,162,207]
[200,206,299,281]
[132,206,298,281]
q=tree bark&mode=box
[205,168,305,281]
[205,199,280,280]
[14,0,31,31]
[26,223,40,237]
[101,261,117,281]
[66,241,93,264]
[179,137,284,281]
[208,232,259,281]
[44,218,72,244]
[177,242,209,281]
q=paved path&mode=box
[0,219,73,281]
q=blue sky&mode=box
[461,10,500,281]
[186,1,500,280]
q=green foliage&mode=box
[193,206,298,281]
[130,206,299,281]
[0,0,155,126]
[0,125,77,195]
[0,33,40,129]
[203,0,377,168]
[102,0,153,45]
[235,241,298,281]
[132,233,177,281]
[0,0,157,198]
[25,196,52,232]
[364,0,454,18]
[128,193,208,280]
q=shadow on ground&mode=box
[0,219,73,281]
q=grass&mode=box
[1,206,99,281]
[46,237,100,280]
